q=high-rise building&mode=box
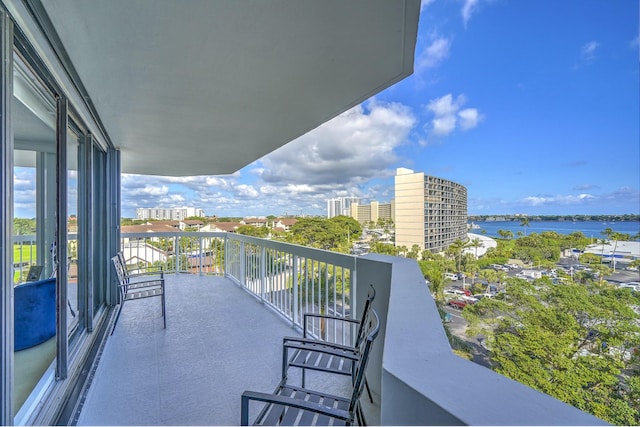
[350,200,395,224]
[326,197,360,218]
[136,207,205,221]
[394,168,467,252]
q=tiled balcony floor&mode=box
[75,274,361,426]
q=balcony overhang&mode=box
[28,0,419,176]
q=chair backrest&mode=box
[111,255,127,285]
[349,308,380,411]
[117,251,127,271]
[354,284,376,347]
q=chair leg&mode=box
[161,293,166,329]
[365,377,373,403]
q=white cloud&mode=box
[425,94,482,138]
[416,37,452,70]
[259,100,415,188]
[432,115,457,136]
[128,185,169,197]
[420,0,435,12]
[580,40,599,62]
[462,0,479,28]
[236,184,259,198]
[522,194,596,206]
[458,108,481,130]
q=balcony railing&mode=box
[14,231,607,425]
[119,231,606,425]
[121,232,357,346]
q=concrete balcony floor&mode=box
[76,274,376,426]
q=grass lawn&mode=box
[13,243,37,284]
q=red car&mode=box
[448,299,467,309]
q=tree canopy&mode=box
[464,278,640,425]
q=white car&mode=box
[624,265,639,272]
[444,273,458,281]
[618,282,639,291]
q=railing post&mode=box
[292,255,299,327]
[175,235,180,273]
[240,241,246,287]
[260,246,266,302]
[198,235,203,275]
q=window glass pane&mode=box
[12,52,57,416]
[67,129,82,334]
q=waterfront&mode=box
[470,220,640,241]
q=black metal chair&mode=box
[282,285,376,402]
[111,254,166,334]
[241,309,380,426]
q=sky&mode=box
[14,1,640,219]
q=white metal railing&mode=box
[120,232,358,345]
[12,235,38,284]
[13,230,606,424]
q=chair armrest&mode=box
[118,277,164,289]
[302,313,359,338]
[241,390,351,426]
[282,336,357,356]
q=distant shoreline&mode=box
[468,215,639,222]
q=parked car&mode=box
[448,299,467,309]
[444,288,471,297]
[618,283,639,292]
[472,293,494,300]
[444,272,458,281]
[624,265,639,272]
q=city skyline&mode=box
[14,1,639,219]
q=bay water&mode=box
[469,220,640,241]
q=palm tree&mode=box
[519,217,530,236]
[446,239,468,272]
[609,232,629,272]
[468,238,483,259]
[600,228,614,265]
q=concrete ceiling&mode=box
[39,0,419,176]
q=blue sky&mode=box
[14,1,640,219]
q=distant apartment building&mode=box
[350,200,395,224]
[395,168,467,252]
[326,197,360,218]
[136,207,205,221]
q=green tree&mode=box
[288,217,344,251]
[446,239,468,272]
[609,232,630,272]
[420,261,445,303]
[407,244,421,259]
[519,217,530,236]
[13,218,36,235]
[465,278,640,425]
[236,224,269,238]
[468,238,483,259]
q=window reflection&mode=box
[12,51,57,416]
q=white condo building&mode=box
[136,207,205,221]
[326,197,360,218]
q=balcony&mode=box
[27,232,606,425]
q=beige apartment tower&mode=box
[395,168,467,252]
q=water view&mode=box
[469,220,640,241]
